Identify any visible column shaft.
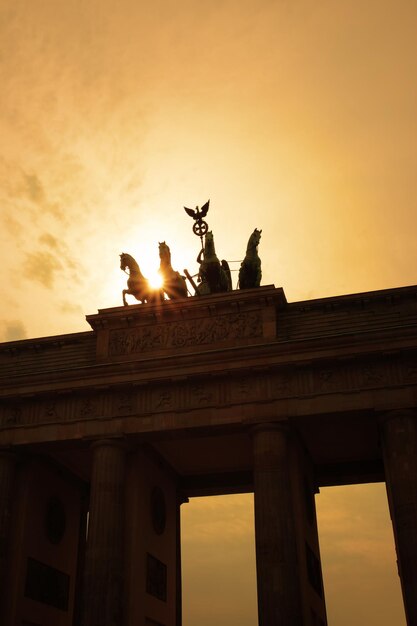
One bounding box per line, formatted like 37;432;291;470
0;451;17;624
253;425;303;626
381;411;417;626
176;493;188;626
83;440;127;626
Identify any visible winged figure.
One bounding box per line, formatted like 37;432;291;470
184;200;210;220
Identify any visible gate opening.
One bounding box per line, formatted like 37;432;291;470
316;483;406;626
181;494;257;626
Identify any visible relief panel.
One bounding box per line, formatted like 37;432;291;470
108;312;262;356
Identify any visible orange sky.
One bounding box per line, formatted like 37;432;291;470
181;487;406;626
0;1;415;624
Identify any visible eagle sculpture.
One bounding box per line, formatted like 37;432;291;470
184;200;210;220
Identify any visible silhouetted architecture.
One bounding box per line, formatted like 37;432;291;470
1;284;416;625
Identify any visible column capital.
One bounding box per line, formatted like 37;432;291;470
0;447;19;462
379;409;417;460
379;408;417;426
177;490;189;506
251;421;293;476
90;437;129;453
250;420;290;438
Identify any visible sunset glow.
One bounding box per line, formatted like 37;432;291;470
1;1;415;624
148;271;164;290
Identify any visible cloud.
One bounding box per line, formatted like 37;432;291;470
0;320;27;341
1;214;23;237
23;231;82;289
39;233;60;250
24;250;63;288
60;300;84;315
19;171;65;221
22;172;45;204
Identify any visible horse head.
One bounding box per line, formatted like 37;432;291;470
205;231;213;244
120;252;129;271
158;241;170;256
120;252;140;275
248;228;262;252
204;231;215;255
158;241;172;267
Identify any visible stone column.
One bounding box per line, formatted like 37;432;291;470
380;410;417;626
176;492;188;626
252;424;303;626
0;450;17;624
83;440;127;626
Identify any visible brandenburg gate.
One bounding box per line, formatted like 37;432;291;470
1;281;417;625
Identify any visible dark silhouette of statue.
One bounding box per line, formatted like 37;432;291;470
197;231;232;294
120;253;163;305
158;242;188;299
184;200;210;240
238;228;262;289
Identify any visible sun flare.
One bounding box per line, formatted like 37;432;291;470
148;271;164;290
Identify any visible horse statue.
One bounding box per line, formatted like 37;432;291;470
120;252;162;306
238;228;262;289
197;231;232;295
158;242;188;299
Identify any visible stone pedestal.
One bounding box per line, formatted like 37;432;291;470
0;450;17;623
83;440;127;626
381;410;417;626
252;424;303;626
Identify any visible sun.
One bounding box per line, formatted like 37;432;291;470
148;270;163;290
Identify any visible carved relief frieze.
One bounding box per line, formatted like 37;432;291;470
153;386;175;412
316;368;336;391
296;367;313;396
43;400;61;422
41;392;107;422
267;369;296;399
3;404;23;426
313;365;348;394
1;352;417;430
357;362;389;388
79;396;100;419
230;375;260;404
402;359;417;384
108;312;262;356
189;381;215;406
113;391;137;416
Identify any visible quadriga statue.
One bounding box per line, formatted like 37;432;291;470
196;231;232;295
238;228;262;289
